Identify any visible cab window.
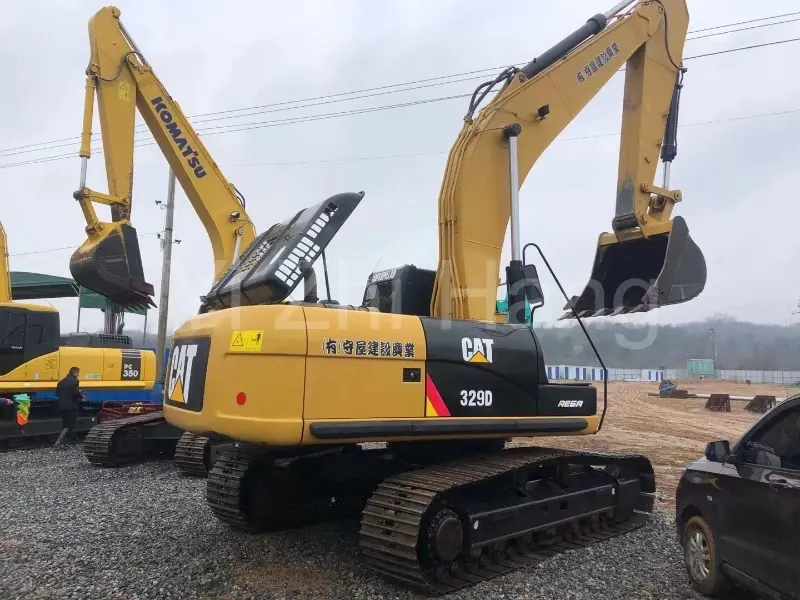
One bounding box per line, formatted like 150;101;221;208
2;312;25;348
741;406;800;470
0;309;26;375
27;311;58;347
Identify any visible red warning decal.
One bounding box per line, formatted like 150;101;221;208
425;373;451;418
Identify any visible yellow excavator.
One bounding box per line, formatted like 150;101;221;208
75;0;707;591
69;5;259;472
0;222;156;447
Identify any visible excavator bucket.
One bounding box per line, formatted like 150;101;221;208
559;217;706;319
69;222;156;311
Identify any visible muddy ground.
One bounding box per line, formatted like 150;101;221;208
511;380;793;510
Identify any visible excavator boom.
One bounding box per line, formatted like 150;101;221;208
430;0;705;322
70;6;257;310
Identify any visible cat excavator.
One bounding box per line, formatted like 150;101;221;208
69;5;259;473
98;0;706;591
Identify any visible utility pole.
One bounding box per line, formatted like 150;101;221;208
155;169;177;382
707;327;717;371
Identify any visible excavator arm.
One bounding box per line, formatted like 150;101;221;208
0;223;11;304
70;6;257;310
430;0;705;322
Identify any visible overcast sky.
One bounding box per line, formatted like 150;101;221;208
1;0;799;337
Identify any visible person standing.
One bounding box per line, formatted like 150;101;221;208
54;367;84;446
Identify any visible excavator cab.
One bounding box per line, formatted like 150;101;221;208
361;265;436;316
561;216;706;319
69;222;155;312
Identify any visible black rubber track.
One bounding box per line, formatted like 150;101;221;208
174;432;212;477
205;445;653;594
359;446;653;594
206;446;377;533
83;412;166;467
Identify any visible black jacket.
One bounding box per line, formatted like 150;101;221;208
56;374;83;411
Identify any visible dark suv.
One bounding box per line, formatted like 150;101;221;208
675;394;800;599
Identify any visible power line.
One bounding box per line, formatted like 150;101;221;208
13;106;798;261
219;108;800;168
1;11;797;158
686;16;800;41
0;36;798;171
8;110;800;257
11;106;798;257
687;10;800;34
10;232;160;257
683;36;800;59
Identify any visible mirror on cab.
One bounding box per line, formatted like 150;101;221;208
705;440;730;463
521;264;544;309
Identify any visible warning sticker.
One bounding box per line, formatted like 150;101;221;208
229;330;264;353
118;81;131;101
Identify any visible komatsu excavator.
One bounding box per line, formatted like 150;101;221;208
68;6;259;473
0;222;156;447
121;0;706;591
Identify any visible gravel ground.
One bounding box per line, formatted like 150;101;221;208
1;443;712;600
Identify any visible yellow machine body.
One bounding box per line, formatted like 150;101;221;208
0;222;156;396
164;304;601;445
0;303;156;395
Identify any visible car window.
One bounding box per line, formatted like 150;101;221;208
742;405;800;470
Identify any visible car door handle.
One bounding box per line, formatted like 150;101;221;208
769;479;794;491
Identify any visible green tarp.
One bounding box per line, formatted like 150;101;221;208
9;271;79;300
10;271;147;315
78;287;148;316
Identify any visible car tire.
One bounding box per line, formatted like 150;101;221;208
681;515;732;596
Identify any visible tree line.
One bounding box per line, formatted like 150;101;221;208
532;315;800;370
118;314;800;371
